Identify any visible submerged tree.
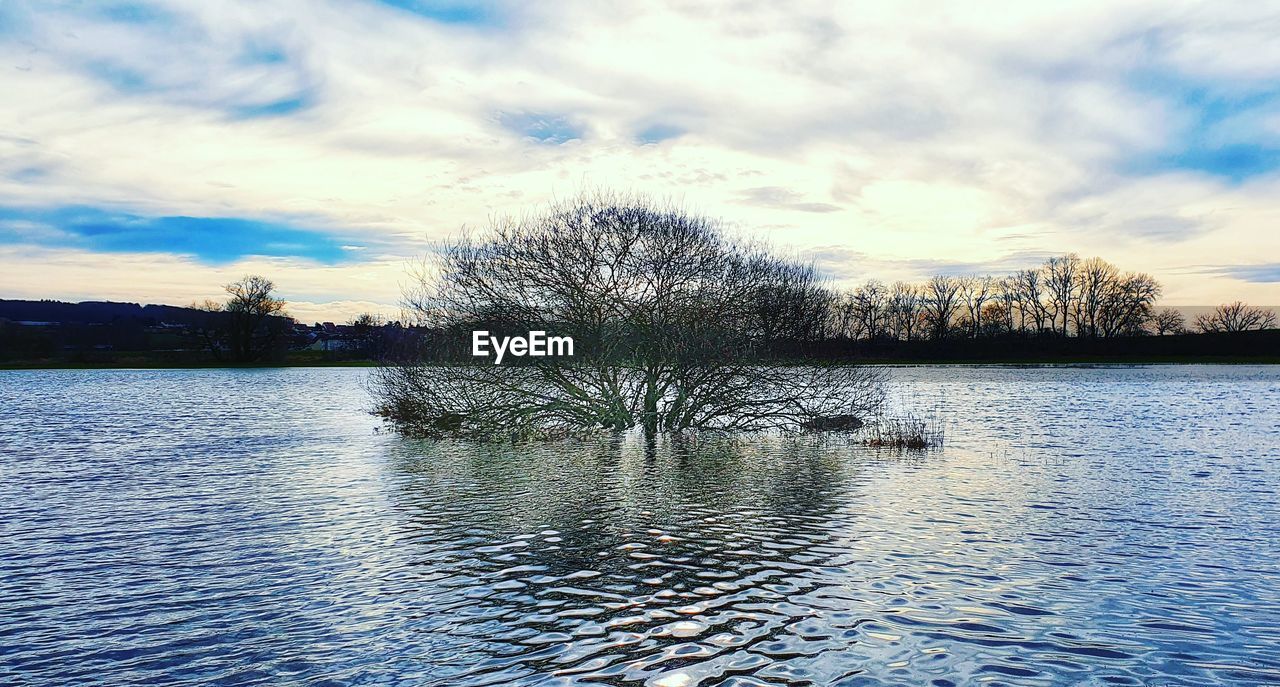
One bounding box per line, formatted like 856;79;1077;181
372;193;882;438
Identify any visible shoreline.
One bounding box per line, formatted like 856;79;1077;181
3;356;1278;370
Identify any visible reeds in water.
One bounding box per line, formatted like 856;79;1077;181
860;414;944;450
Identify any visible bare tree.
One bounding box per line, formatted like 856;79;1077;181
1194;302;1278;333
751;261;836;345
1151;308;1186;335
1072;257;1116;338
1060;256;1161;338
1012;268;1048;334
192;276;289;362
959;275;993;338
831;292;859;340
851;279;889;341
922;275;963;340
348;312;387;359
897;256;1161;340
1098;272;1160;337
979;301;1009;336
223;276;289;362
1044;253;1080;336
888;281;923;341
190;298;228;359
993;276;1020;335
372;193;882;438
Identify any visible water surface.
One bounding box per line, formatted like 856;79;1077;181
2;366;1278;686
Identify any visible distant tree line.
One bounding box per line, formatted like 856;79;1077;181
1191;301;1277;334
828;255;1276;343
0;286;424;365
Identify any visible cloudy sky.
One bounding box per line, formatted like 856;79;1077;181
2;0;1278;322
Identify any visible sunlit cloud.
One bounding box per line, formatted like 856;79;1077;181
1206;263;1280;284
736;186;843;214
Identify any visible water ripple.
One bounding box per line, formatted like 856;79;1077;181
1;366;1279;685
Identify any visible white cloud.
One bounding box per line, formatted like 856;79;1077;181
1;0;1278;316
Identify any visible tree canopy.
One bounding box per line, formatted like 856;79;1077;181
373;193;881;439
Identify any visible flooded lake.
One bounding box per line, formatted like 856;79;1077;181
2;365;1278;686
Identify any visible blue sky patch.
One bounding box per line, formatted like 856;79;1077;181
237;41;291;66
84;57;317;119
230;96;313;120
69;19;317;120
636;124;685;145
498;111;584;144
1127;73;1280;182
1214;264;1280;283
96;2;175;25
374;0;496;25
0;206;362;264
1155;145;1280;182
86;62;153;94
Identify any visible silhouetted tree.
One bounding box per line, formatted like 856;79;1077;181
750;261;837;346
993;276;1020;334
979;301;1009;337
888;281;923;341
1013;267;1050;334
838;254;1161;342
224;276;288;361
850;279;889;340
1072;256;1115;338
193;276;289;362
1098;272;1160;336
1151;308;1186;335
1045;253;1080;336
960;275;993;337
348;312;387;359
1195;302;1277;333
922;275;963;340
